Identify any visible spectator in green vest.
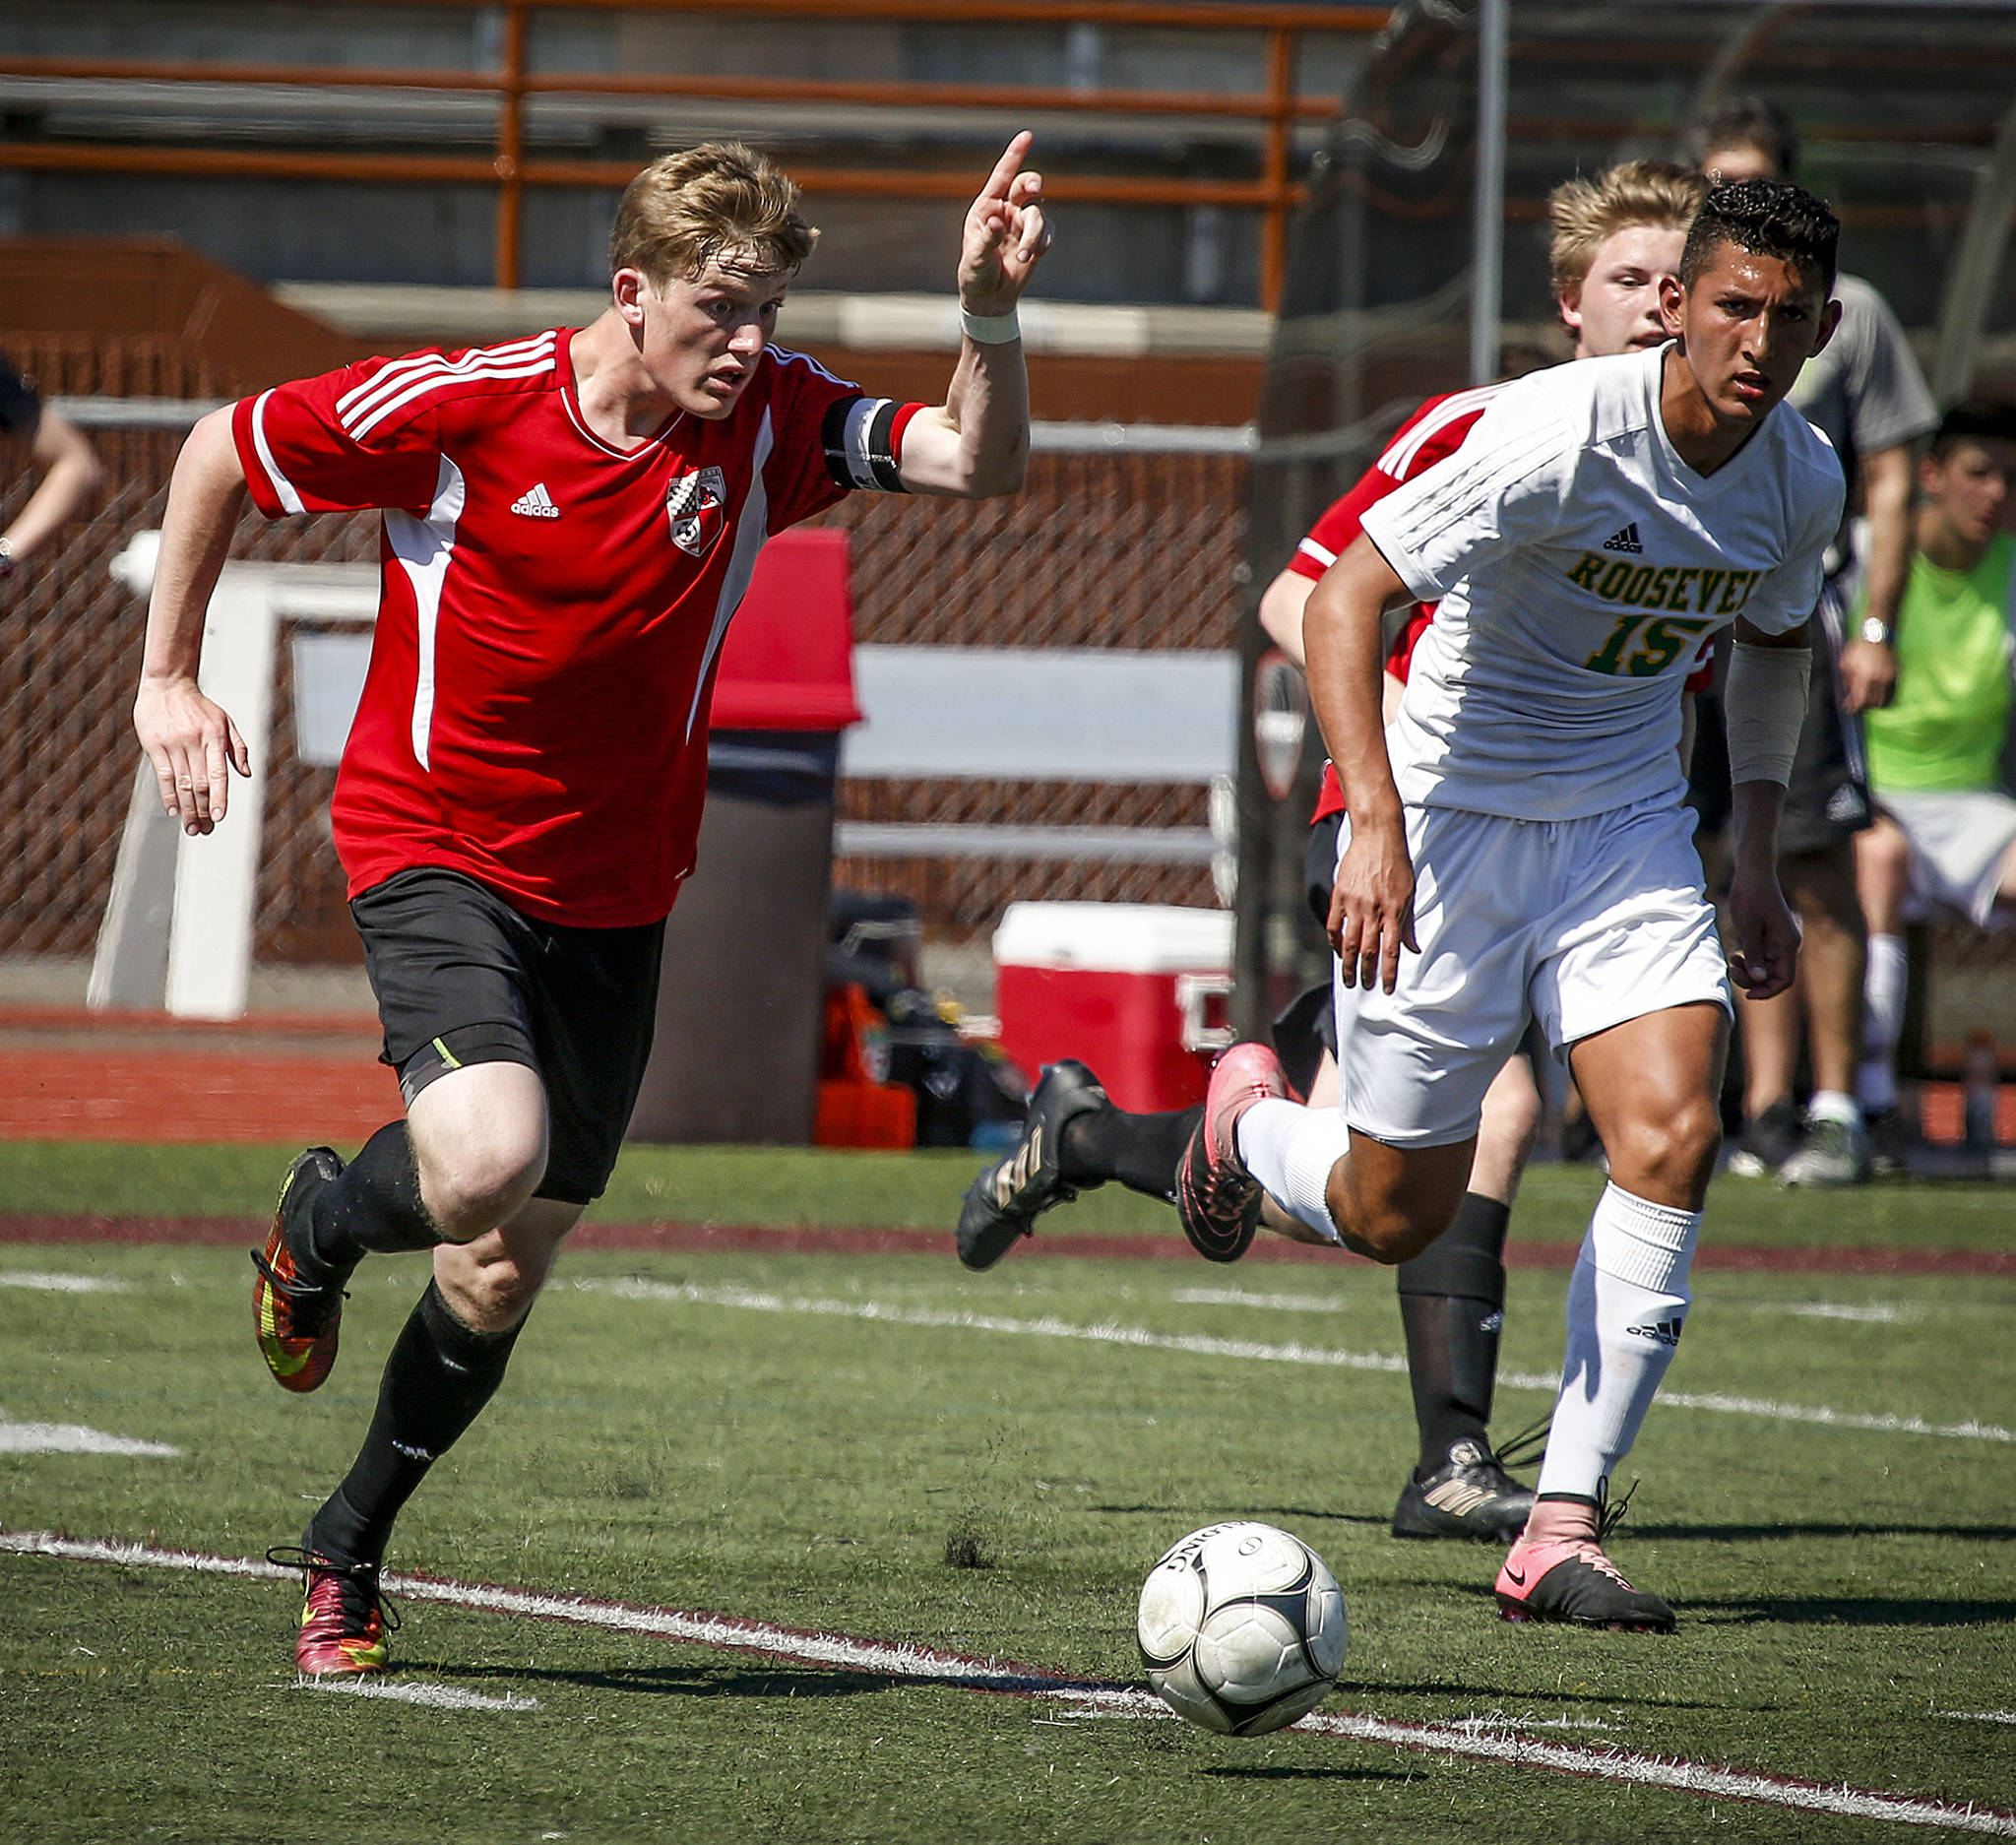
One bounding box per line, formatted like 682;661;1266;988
1855;401;2016;1151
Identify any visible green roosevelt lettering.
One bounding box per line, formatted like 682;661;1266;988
1565;551;1752;614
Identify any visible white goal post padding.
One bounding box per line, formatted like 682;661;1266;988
92;536;377;1020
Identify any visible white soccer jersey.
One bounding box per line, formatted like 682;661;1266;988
1359;343;1844;822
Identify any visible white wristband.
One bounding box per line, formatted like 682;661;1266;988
1724;640;1811;786
960;306;1022;346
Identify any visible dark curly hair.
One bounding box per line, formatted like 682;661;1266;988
1679;96;1799;179
1929;400;2016;461
1680;177;1838;296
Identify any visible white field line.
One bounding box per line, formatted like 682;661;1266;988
1937;1711;2016;1726
1172;1288;1350;1312
296;1677;539;1711
5;1529;2012;1838
1780;1304;1919;1323
577;1281;2013;1445
0;1413;178;1457
0;1271;130;1293
1171;1288;1918;1327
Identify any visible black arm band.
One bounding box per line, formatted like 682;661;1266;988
822;397;910;493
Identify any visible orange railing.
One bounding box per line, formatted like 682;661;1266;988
0;0;1387;311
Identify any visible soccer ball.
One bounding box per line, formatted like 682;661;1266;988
1136;1521;1348;1736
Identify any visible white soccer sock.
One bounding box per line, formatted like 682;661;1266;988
1536;1182;1701;1502
1807;1089;1859;1129
1860;932;1908;1113
1236;1098;1351;1240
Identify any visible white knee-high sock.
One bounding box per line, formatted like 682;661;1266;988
1236;1098;1351;1240
1536;1182;1701;1502
1860;932;1908;1113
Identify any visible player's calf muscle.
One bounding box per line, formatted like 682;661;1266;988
1326;1141;1472;1263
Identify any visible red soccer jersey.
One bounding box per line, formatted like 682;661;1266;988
235;331;917;926
1293;386;1500;822
1292;380;1714;823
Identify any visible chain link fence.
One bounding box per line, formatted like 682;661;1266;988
0;391;1244;970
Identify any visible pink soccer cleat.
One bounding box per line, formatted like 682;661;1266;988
1173;1043;1288;1262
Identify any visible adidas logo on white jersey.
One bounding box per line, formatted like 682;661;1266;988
1602;523;1643;553
510;482;560;519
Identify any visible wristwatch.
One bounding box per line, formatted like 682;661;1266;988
0;536;13;578
1859;615;1893;646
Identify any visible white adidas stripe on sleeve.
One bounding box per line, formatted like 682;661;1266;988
338;334;555;431
248;390;306;515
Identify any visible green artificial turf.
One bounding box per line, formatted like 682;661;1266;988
1;1228;2011;1843
2;1137;2013;1254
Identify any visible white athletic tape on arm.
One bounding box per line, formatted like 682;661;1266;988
1724;640;1811;786
960;307;1022;345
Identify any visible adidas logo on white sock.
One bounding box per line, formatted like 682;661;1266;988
510;482;560;518
1602;523;1643;553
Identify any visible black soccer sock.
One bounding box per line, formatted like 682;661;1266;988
1396;1191;1511;1474
1061;1105;1204;1204
302;1121;441;1279
305;1280;528;1568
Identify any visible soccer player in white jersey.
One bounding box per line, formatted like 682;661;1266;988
957;162;1710;1556
1184;178;1845;1629
132;136;1048;1675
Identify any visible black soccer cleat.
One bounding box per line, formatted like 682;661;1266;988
1727;1097;1801;1179
1863;1106;1911;1178
1392;1437;1537;1545
955;1060;1109;1271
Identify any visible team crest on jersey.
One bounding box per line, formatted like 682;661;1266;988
666;465;728;557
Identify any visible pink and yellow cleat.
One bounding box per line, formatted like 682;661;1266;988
272;1546;398;1676
250;1148;346;1393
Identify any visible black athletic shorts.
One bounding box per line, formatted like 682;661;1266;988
1778;579;1873;856
1300;812;1346;1061
350;867;665;1206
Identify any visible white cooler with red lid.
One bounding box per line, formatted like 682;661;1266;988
992;902;1234;1113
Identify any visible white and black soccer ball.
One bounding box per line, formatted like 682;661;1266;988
1137;1521;1347;1736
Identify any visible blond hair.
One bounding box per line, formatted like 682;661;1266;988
609;142;818;286
1547;160;1706;294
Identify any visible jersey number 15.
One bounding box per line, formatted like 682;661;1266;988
1584;614;1713;677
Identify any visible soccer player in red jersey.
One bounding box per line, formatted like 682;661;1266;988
133;135;1049;1676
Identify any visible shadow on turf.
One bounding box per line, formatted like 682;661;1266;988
1093;1505;1389;1531
1205;1766;1413;1784
1631;1520;2016;1544
425;1660;909;1699
1106;1509;2016;1547
423;1659;1123;1701
1696;1594;2016;1627
1438;1579;2016;1629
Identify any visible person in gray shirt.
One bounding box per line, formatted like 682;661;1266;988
1681;97;1937;1185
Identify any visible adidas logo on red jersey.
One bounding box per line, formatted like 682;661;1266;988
510;482;560;519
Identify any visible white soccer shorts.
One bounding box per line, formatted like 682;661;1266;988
1876;788;2016;925
1329;797;1732;1147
